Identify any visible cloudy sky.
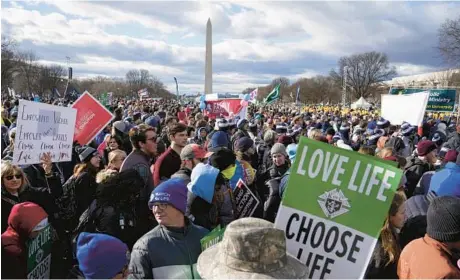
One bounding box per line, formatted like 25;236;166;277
2;1;459;94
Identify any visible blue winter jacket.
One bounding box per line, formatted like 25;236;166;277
429;162;460;197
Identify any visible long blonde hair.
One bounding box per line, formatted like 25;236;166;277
1;161;28;193
380;191;406;266
377;147;395;159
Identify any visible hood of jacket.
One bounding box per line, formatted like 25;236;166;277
171;168;192;185
229;160;244;191
95;169;144;207
3;202;48;247
187;163;219;204
404;156;431;170
195;127;207;139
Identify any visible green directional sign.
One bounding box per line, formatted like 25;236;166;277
389;88;456;112
99;92;108;106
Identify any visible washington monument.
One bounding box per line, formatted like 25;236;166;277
205;18;212;94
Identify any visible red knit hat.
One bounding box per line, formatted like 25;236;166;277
417;140;437;156
444;150;459;163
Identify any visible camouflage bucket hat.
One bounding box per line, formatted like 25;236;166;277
197;218;309;279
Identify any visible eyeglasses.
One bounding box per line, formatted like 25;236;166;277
152;203;169;210
146;136;157;142
4;174;22;180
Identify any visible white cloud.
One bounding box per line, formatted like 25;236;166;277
3;1;460;94
38;55;186;77
181;32;196;39
48;1;184;34
392;63;440;76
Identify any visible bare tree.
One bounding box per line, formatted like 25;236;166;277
438;16;460;67
330;51;397;99
1;36;20;92
139;69;151;87
242;87;256;94
17;50;40;95
38;65;67;96
125;69;141;89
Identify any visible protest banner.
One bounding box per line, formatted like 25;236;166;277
389;88;456;112
200;225;226;251
234;179;260;219
381;91;429;126
72;91;114;145
205;99;247;120
12;100;77;165
274;137;402;279
27;224;53;279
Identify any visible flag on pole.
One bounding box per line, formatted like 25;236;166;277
174;77;179;100
53;88;61;98
263;84;281;105
249;88;258;104
296;85;300;104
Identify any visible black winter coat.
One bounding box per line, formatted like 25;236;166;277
403;156;434;198
399;192;437;248
186;193;216;230
365;237;399;279
66;171;98;219
74;169;148;249
257;162;290;222
23;164;65;189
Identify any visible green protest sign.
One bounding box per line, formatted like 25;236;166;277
274;137;402;279
27;224;53;279
99;92;108;106
389;88;456;112
200;225;226;251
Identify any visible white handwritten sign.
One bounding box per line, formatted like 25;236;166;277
12;100;77;165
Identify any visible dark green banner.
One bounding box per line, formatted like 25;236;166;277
389;88;456;112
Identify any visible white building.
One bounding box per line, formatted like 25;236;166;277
383;69;460;88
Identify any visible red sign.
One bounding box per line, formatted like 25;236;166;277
72;91;114;145
205;99;244;119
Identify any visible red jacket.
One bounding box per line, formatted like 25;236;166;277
2;202;48;279
398;234;460;279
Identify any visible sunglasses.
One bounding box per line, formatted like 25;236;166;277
5;174;23;180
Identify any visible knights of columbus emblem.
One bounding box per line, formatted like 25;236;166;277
318;189;351;219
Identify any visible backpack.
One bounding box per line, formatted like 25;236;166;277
55;176;78;226
71;200;99;261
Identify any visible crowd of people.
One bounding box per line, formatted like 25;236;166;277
1;95;460;279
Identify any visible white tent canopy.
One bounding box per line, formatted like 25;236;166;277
351;97;372;109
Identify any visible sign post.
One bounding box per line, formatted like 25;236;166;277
274;137;402;279
12;100;77;165
27;225;53;279
72;91;114;145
